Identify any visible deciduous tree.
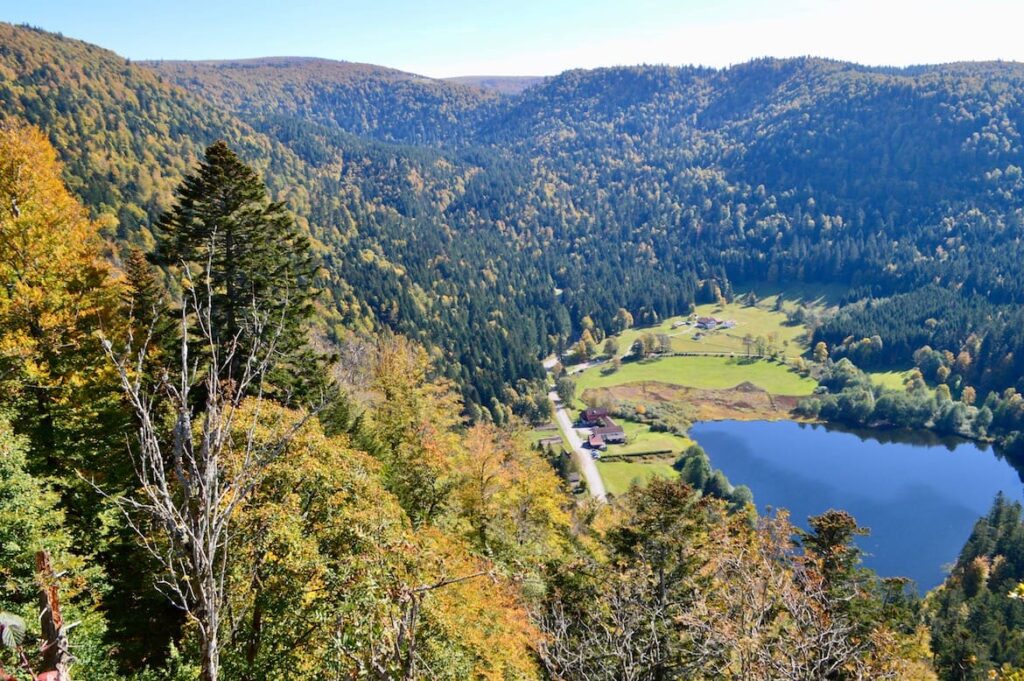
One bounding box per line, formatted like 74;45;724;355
0;120;122;477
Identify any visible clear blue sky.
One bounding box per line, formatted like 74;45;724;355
3;0;1023;77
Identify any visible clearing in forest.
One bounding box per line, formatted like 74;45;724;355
575;355;817;397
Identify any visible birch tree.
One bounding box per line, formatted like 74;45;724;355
102;265;317;681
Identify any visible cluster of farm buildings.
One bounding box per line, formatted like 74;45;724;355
672;315;737;331
579;408;626;450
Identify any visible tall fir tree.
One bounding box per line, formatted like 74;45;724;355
152;141;328;403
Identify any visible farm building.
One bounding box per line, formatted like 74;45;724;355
593;416;626;444
695;316;737;330
695;316;720;330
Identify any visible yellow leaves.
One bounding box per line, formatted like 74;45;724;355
406;167;425;192
218;399;545;679
0;120;124;471
449;423;572;569
415;527;540;680
885;625;940;681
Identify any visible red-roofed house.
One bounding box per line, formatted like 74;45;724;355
593;416;626;444
580;408;610;426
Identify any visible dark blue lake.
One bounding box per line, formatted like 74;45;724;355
689;420;1024;591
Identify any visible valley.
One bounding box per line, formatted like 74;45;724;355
547;293;819;495
546;292;1024;591
2;17;1024;679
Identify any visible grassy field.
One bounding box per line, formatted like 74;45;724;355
613;420;694;455
575;355;817;396
867;368;938;397
867;369;913;391
614;293;819;361
565;291;826;496
527;425;568;448
597;459;679;496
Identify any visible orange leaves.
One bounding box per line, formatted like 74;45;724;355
0;121;120;381
413;526;540;680
219;399;547;679
0;120;124;474
216;339;575;678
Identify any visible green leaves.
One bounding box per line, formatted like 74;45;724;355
929;496;1024;677
0;612;26;650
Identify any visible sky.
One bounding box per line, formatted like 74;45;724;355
2;0;1023;78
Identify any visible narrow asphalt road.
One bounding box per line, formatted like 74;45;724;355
548;389;607;502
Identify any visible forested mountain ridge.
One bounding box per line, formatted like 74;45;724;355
0;24;559;415
8;21;1024;419
0;23;371;329
156;52;1024;403
145;56;495;145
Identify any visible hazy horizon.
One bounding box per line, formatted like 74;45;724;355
3;0;1023;78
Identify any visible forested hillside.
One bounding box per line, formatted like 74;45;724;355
0;25;558;417
0;119;943;680
145;57;494;144
7;23;1024;421
929;494;1024;677
158;53;1024;419
5;20;1024;680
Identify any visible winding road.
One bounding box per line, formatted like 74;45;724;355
547;388;607;502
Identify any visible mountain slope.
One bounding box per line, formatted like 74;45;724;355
7;22;1024;418
160;53;1024;401
445;75;546;95
147;56;493;145
0;24;556;414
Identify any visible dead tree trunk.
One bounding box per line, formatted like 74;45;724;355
35;551;72;681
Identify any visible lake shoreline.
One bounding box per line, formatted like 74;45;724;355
688;419;1024;590
692;408;1006;460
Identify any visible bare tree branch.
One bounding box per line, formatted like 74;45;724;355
91;253;322;681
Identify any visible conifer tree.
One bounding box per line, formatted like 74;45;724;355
124;247;169;333
122;246;177;374
153;141;327;403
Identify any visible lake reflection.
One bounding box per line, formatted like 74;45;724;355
689;420;1024;591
